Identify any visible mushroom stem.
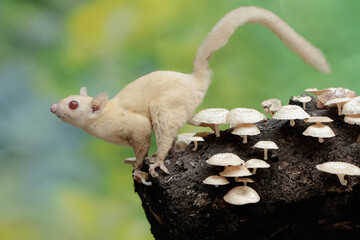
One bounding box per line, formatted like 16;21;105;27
337;174;347;186
318;137;324;143
264;149;268;160
357;135;360;143
302;102;306;110
214;125;220;137
243;135;248;144
336;103;342;115
290;119;295;127
251;168;257;174
192;141;198;151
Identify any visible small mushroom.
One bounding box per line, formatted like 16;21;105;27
223;186;260;205
261;98;282;116
316;161;360;186
303;123;335;143
124;157;136;169
227;108;266;143
231;123;260;144
244;159;270;174
203;175;229;187
206;153;245;166
220;165;253;177
325;97;351;115
253;141;279;160
191;108;229;137
273;105;310;126
305;88;329;99
293;96;312;110
234;177;254;186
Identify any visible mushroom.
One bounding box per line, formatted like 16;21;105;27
203;175;229;187
190;108;229;137
273;105;310;126
234;177;254;186
293;96;312;110
223;186;260;205
206;153;245;166
244;159;270;174
303;123;335;143
253;141;279;160
305;88;329;99
175;133;196;152
227;108;266;143
220;165;253;177
261;98;282;116
324;97;351;115
316;161;360;186
124;157;136;169
231;123;260;144
344;114;360;125
191;132;212;151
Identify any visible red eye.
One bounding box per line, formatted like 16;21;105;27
69;100;79;110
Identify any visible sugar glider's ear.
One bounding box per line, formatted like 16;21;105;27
91;92;109;113
80;87;88;96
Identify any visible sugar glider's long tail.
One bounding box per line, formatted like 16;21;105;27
193;6;331;85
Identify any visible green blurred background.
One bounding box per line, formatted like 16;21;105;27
1;0;359;239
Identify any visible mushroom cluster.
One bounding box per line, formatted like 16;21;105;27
203;153;270;205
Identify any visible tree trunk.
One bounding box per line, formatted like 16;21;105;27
134;96;360;240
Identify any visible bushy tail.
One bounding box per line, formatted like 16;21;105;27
193;6;331;81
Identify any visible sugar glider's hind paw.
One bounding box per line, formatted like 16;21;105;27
133;169;152;186
149;161;169;177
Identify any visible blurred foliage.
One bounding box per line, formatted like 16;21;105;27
1;0;359;239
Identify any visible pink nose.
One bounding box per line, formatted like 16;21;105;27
50;104;58;113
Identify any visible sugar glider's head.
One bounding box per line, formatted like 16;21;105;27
50;87;109;129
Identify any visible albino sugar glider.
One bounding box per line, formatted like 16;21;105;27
51;6;330;185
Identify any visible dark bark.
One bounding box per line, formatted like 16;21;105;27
134;95;360;240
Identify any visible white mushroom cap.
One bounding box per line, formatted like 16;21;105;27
231;123;260;144
303;124;335;143
273;105;310;126
305;88;329;97
203;175;229;186
192;108;229;124
304;116;333;124
192;108;229;137
343;96;360;115
177;133;196;145
293;96;312;110
245;159;270;174
253;141;279;150
220;166;252;177
344;114;360;125
223;186;260;205
232;124;260;136
316;161;360;185
227;108;266;125
206;153;244;166
261;98;282;115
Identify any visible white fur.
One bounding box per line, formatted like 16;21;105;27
51;6;330;184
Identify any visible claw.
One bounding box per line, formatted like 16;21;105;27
133;169;152;186
149;161;169;177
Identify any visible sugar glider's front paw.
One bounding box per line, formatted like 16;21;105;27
133;169;152;186
149;161;169;177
